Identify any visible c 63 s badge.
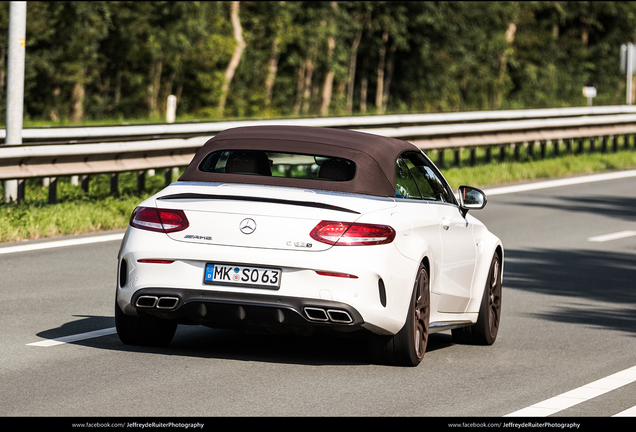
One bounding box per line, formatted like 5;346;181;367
287;241;313;248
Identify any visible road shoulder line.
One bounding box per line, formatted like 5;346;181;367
0;233;124;255
484;169;636;196
27;327;117;347
505;365;636;417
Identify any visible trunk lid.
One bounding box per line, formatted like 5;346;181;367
154;182;396;251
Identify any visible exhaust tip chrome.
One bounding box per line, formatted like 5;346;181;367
136;296;159;308
156;297;179;309
327;309;353;324
304;307;353;324
136;295;179;310
304;307;329;321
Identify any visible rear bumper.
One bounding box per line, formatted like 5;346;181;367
117;226;419;335
129;287;365;332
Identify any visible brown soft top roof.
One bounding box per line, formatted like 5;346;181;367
179;125;420;197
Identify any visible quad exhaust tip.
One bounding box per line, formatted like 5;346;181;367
136;295;179;310
304;307;353;324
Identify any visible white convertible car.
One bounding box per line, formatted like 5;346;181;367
116;125;503;366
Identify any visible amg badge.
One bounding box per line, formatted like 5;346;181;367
184;234;213;241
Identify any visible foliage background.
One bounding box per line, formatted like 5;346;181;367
1;1;636;126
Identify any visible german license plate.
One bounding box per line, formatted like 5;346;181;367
204;263;281;289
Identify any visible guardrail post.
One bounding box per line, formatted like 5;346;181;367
554;139;560;157
577;138;584;154
454;148;460;167
469;147;476;166
110;173;119;196
437;149;445;169
81;175;90;193
137;170;146;195
17;179;25;202
164;168;172;187
566;138;573;154
485;146;492;164
499;145;506;162
48;177;58;204
540;140;546;159
528;141;535;159
513;143;520;161
612;135;618;152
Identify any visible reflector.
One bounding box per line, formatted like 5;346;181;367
137;259;175;264
315;271;358;279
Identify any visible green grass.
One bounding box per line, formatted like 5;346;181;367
2;148;636;243
442;150;636;189
0;195;139;242
0;171;170;243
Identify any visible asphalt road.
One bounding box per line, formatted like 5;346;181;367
1;171;635;421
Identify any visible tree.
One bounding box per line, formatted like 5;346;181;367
340;2;371;114
3;1;636;124
217;1;245;117
23;1;110;122
367;1;410;114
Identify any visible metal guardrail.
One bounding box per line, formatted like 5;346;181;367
1;106;636;203
3;105;636;143
0;137;205;180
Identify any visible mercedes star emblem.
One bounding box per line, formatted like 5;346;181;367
239;218;257;235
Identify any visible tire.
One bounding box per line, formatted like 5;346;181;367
452;253;502;345
369;264;430;366
115;301;177;347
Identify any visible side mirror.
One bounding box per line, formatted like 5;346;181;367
458;185;487;216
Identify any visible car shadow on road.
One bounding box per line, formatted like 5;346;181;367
34;315;454;366
504;247;636;336
34;314;115;341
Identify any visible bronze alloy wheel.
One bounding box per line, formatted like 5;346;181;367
486;256;502;342
370;264;430;366
411;265;430;361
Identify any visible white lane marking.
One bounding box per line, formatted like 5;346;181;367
0;233;124;255
27;327;117;347
483;169;636;196
505;365;636;417
588;230;636;242
614;404;636;417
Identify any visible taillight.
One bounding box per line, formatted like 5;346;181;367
129;207;189;233
310;221;396;246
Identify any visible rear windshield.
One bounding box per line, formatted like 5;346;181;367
198;150;356;182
